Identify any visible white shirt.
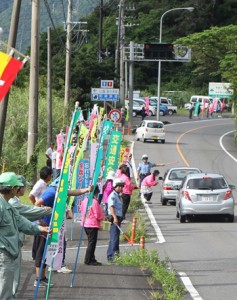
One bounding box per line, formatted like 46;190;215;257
29;179;47;201
51;150;57;169
46;147;53;159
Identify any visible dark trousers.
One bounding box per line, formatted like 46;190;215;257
144;192;153;201
84;227;98;264
121;193;131;219
107;220;121;261
33;236;46;269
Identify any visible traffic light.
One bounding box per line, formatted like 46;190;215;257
144;43;174;60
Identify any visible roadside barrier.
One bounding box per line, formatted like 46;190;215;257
139;236;145;250
130;217;137;245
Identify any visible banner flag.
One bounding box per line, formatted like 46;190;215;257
88;120;113;207
90;142;99;177
49;109;81;243
68;124;89;209
0;51;25;102
104;130;122;179
73;159;90;213
91;117;98;143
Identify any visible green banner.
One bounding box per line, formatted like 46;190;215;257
50;109;81;243
87;119;114;207
104;131;122;178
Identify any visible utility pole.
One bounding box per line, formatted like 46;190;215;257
115;1;122;88
47;27;52;145
0;0;22;160
27;0;40;181
98;0;103;63
64;0;72;109
119;0;125;103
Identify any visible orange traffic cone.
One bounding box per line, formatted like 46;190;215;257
130;217;137;245
140;236;145;250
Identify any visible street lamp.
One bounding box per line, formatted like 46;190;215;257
156;7;194;120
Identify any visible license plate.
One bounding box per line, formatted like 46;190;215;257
202;196;213;201
152;136;158;139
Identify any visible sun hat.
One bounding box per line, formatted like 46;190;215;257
113;178;125;188
106;171;116;180
17;175;31;187
50;177;60;187
142;154;148;159
0;172;24;187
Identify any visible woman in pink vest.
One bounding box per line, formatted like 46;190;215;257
141;170;160;204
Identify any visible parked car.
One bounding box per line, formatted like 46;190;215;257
135;120;165;143
150;97;177;115
161;167;202;205
184;95;212;110
133;98;156;116
149;99;168;116
132;103;142;117
176;173;235;223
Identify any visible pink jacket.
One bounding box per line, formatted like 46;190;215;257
119;173;135;195
103;180;113;204
141;174;158;187
80;197;104;228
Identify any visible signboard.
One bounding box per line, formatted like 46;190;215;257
101;80;114;88
209;82;233;99
108;109;122;122
91;87;119;101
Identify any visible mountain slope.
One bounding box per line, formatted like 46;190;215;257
0;0;99;53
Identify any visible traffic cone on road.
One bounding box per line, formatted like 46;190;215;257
139;236;145;250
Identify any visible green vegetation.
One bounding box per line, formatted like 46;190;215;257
115;250;185;300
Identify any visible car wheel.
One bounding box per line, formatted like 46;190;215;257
180;215;186;223
154;140;158;143
133;111;137;117
227;215;234;222
168;110;173;116
135;134;139;141
162;140;165;144
160;111;164;116
161;198;167;206
142;136;146;143
176;210;179;218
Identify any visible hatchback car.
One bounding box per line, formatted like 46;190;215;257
176;173;235;223
161;167;202;205
135;120;165;143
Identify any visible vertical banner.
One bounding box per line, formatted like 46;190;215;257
90;142;99;176
88;120;114;207
104;131;122;179
73;159;90;213
48;109;81;244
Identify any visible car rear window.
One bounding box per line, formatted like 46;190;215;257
147;122;163;129
186;177;228;190
168;169;200;181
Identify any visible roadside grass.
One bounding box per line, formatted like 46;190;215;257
115;249;185;300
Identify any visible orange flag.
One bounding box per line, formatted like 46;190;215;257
0;51;24;102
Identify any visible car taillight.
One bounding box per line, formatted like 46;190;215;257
163;184;174;190
224;190;232;200
182;190;191;201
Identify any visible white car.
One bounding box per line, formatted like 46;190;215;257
135;120;165;143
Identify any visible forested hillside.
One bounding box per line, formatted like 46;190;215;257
0;0;100;52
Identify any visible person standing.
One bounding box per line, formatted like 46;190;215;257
33;178;93;285
126;153;133;178
28;166;52;205
107;179;125;263
189;103;194;119
137;154;164;188
9;175;52;299
80;185;104;266
45;143;55;168
0;172;50;300
141;105;146;121
117;165;135;222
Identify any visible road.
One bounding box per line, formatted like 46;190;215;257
132;117;237;300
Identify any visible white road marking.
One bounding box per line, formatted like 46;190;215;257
219;130;237;162
179;272;203;300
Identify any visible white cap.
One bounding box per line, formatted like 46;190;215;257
106;171;116;180
142;154;148;159
113;178;125;188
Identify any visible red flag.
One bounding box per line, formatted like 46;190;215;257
0;51;24;102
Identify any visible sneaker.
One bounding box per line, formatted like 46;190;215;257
34;279;45;288
40;277;55;287
57;266;72;273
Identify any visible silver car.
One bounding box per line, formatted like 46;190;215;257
176;173;235;223
161;167;201;205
